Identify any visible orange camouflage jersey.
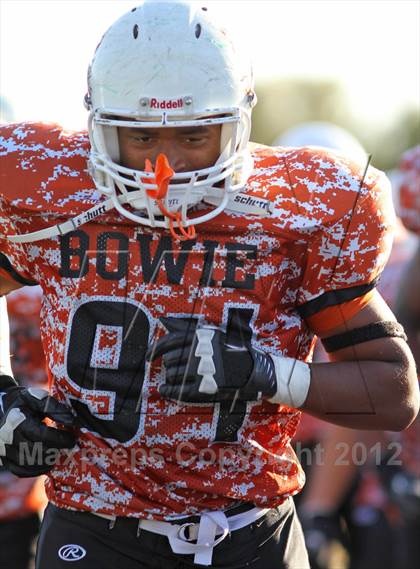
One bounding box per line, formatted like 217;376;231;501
398;145;420;235
0;122;395;519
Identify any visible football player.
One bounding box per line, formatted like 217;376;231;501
0;3;418;568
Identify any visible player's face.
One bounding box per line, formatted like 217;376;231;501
118;125;222;173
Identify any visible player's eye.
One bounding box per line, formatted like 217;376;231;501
184;135;206;144
133;135;154;143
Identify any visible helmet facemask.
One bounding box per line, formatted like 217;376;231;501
87;106;254;231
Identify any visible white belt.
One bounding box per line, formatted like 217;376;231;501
139;506;269;566
93;504;270;565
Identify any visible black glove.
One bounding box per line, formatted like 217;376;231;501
146;317;277;403
0;374;76;477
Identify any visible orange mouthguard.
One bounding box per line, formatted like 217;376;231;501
142;154;196;241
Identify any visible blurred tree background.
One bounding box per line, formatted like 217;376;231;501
251;78;420;171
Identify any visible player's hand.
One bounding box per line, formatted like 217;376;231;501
146;317;277;403
0;375;76;477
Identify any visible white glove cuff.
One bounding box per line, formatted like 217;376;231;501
268;355;311;408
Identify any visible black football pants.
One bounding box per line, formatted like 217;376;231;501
35;498;309;569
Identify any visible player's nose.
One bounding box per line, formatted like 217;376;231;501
154;142;188;173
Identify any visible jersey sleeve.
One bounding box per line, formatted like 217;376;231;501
296;170;396;335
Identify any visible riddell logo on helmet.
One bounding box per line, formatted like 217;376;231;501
150;98;184;109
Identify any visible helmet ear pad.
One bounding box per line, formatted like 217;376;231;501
98;125;120;163
217;106;251;159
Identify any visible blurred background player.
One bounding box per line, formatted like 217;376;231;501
387;145;420;569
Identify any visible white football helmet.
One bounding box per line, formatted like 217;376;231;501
85;1;257;233
273;122;366;162
0;95;15;124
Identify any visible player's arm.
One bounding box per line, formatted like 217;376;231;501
303;290;419;431
293;160;419;430
0;285;76;478
147;292;418;431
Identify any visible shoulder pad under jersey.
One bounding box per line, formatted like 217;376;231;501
248;142;386;233
0;121;99;216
